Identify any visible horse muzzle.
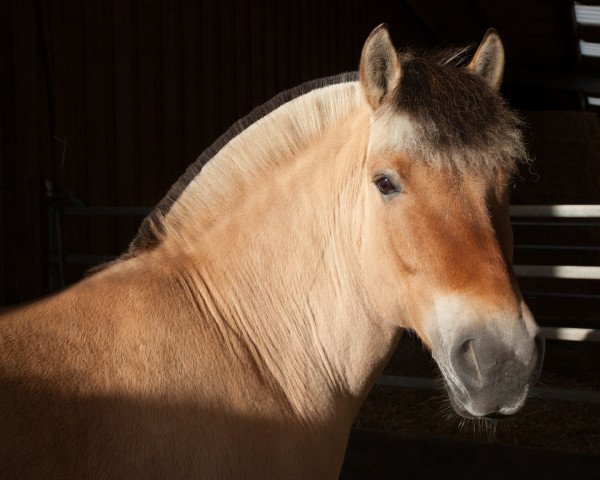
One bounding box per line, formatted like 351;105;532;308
434;329;545;419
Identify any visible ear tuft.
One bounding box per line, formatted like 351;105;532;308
359;24;401;110
468;28;505;91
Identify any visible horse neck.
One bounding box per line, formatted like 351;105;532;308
157;107;399;426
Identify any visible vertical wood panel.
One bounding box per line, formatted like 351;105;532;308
182;1;201;166
138;0;160;206
234;0;250;116
0;0;15;304
152;2;164;204
103;0;118;256
288;1;301;85
1;0;438;303
130;0;142;209
9;0;47;302
219;1;235;132
162;1;184;188
200;0;217;149
113;0;137;251
263;1;276;98
65;0;90;283
49;0;74;285
84;1;110;256
275;1;290;90
250;0;264;107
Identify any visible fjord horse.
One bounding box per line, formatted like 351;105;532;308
0;26;543;479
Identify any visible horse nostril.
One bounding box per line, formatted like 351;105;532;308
443;330;542;418
450;338;484;388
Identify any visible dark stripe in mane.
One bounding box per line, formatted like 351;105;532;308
128;71;358;254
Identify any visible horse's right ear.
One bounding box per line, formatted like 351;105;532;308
359;24;401;110
468;29;504;91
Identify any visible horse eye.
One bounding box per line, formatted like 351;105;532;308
375;176;397;195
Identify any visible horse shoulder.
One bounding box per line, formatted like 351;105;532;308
0;264;339;478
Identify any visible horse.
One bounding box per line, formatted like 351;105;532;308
0;25;543;479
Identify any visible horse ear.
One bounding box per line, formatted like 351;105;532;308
359;24;401;109
468;28;504;91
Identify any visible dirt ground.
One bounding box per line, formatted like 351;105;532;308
354;335;600;455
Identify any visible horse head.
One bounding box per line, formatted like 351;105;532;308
358;26;544;419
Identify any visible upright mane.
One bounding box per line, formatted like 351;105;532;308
128;72;359;255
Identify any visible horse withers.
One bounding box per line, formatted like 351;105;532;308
0;26;543;478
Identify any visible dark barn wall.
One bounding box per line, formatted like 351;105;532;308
0;0;434;305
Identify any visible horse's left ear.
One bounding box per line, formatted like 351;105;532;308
468;28;504;91
359;24;401;109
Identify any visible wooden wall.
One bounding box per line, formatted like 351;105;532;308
0;0;434;305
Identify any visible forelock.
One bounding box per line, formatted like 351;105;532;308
370;48;526;176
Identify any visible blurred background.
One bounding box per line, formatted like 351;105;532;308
0;0;599;477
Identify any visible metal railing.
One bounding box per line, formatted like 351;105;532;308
510;205;600;343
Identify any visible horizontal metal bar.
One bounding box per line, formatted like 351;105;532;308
377;375;437;390
62;207;151;216
515;244;600;252
512;221;600;227
505;68;600;96
514;265;600;280
524;291;600;301
509;205;600;218
376;375;600;404
534;387;600;404
540;327;600;342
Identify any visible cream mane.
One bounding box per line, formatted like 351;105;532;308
129;73;362;254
